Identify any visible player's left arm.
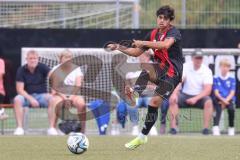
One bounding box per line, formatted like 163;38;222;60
134;38;175;50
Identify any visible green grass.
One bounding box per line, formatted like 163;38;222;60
1;136;240;160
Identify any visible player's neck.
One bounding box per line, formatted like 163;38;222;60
159;25;171;33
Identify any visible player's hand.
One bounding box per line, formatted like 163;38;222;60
186;97;198;105
29;98;40;108
133;39;144;48
106;43;118;51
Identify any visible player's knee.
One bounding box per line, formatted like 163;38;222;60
149;98;161;107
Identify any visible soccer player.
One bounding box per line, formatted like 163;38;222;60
107;5;183;149
212;59;236;136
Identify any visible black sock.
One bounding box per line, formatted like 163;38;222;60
228;109;235;127
141;105;158;135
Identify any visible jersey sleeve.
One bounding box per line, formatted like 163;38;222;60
16;67;24;82
166;27;181;42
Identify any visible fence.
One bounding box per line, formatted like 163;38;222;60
0;0;240;29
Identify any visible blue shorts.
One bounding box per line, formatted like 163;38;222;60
136;96;150;108
15;93;51;108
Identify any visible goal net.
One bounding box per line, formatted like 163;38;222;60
0;0;135;29
3;48;240;134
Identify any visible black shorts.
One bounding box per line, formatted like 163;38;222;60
178;92;211;108
152;64;182;99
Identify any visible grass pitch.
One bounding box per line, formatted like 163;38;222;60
1;136;240;160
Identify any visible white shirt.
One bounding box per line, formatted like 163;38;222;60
182;62;213;96
51;64;83;86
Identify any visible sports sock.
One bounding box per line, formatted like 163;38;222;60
141;105;158;135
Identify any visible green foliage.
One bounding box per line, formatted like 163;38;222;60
139;0;240;28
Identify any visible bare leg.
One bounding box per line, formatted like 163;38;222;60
48;96;62;128
13;97;24;128
169;100;179;129
203;99;213;129
72;96;86;133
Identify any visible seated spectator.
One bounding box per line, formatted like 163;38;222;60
13;50;51;135
159;99;169;134
48;49;86;135
212;59;236;136
159;89;180;135
0;57;8;120
169;51;213;135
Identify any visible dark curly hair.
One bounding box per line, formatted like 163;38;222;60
156;5;175;21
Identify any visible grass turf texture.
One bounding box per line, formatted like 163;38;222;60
0;136;240;160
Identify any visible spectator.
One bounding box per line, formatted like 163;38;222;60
0;57;8;120
212;59;236;136
169;51;213;135
159;89;180;135
13;50;51;135
48;49;86;135
159;99;169;134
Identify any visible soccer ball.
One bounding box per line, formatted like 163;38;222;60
67;132;89;154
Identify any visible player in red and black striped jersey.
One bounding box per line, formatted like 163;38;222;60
107;5;183;149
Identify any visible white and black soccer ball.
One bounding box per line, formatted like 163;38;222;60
67;132;89;154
